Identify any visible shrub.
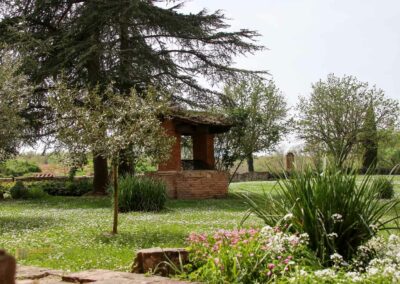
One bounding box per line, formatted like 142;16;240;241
238;165;400;265
10;181;28;199
183;226;316;283
114;175;166;212
0;159;41;177
35;179;92;196
372;177;394;199
26;186;48;199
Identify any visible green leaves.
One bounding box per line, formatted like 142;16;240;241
297;74;399;168
49;83;174;165
238;166;400;265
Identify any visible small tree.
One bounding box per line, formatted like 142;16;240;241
297;74;399;168
0;51;31;162
50;83;173;234
215;77;289;173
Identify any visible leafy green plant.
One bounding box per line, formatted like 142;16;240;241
10;181;28;199
0;159;41;177
23;179;93;197
372;177;394;199
238;166;400;265
26;186;48;199
113;175;167;212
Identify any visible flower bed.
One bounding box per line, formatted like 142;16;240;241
182;226;316;283
177;226;400;283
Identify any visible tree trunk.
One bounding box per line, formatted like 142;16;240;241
247;153;255;172
112;162;119;234
93;155;108;194
118;157;135;176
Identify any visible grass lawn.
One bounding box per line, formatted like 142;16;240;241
0;178;399;272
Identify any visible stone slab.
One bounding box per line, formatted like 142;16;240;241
16;266;190;284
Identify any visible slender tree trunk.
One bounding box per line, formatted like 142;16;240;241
93;155;108;194
247;153;255;172
112;162;119;234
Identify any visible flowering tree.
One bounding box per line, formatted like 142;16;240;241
49;83;173;234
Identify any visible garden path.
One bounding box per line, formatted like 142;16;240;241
16;265;189;284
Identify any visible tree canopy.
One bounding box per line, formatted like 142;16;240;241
297;74;399;167
0;51;32;162
0;0;264;105
215;77;289;172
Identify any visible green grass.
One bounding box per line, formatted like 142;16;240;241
0;178;398;272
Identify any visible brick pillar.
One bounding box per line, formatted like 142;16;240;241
286;152;295;171
193;129;215;170
158;120;182;171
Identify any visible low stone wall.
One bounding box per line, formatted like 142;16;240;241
147;170;228;200
0;176;92;183
230;171;271;182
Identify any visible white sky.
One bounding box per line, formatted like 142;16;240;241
182;0;400;107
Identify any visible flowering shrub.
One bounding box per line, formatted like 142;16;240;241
184;226;316;283
290;234;400;283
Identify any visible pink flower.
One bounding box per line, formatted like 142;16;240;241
284;259;289;264
268;263;275;270
214;258;220;265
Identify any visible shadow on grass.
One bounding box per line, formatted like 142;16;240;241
3;196;112;210
0;215;58;231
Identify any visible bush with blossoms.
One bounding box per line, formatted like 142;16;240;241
183;225;316;283
280;234;400;283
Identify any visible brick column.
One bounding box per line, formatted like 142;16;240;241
193;129;215;170
158;120;182;171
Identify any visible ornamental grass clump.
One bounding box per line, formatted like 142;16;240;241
184;226;316;283
115;175;167;212
238;165;400;265
372;176;395;199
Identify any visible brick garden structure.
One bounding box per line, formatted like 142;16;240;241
148;109;232;199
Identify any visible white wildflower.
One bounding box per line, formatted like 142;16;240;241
367;267;379;276
314;268;336;278
260;225;274;236
331;213;343;223
327;232;338;239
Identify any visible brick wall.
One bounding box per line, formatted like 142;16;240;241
147;170;228;200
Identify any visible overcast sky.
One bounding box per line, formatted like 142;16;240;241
182;0;400;107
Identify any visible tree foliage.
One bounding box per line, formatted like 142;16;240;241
297;74;399;167
0;51;32;161
49;84;173;165
215;77;289;172
0;0;264;105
